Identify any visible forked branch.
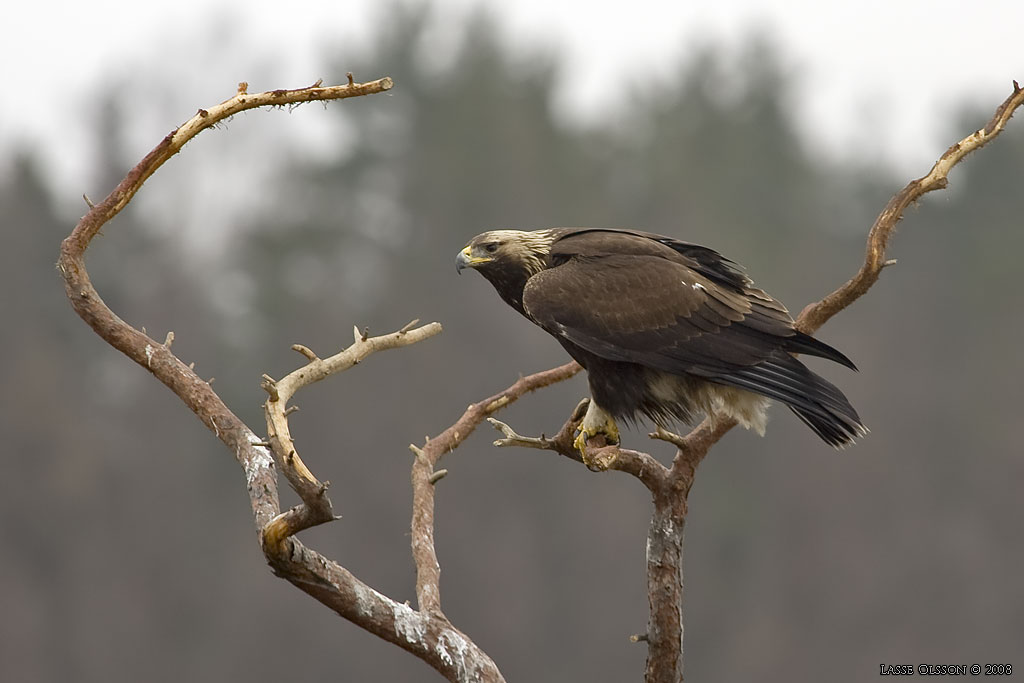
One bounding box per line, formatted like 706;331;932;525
410;361;581;615
57;78;505;683
260;320;443;550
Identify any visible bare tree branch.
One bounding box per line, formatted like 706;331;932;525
664;79;1024;475
261;321;443;544
410;361;581;615
797;80;1024;335
489;411;667;489
57;78;505;683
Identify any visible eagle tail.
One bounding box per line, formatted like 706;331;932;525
783;331;858;371
786;404;865;449
711;354;866;448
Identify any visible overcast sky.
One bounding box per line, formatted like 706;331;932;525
4;0;1022;195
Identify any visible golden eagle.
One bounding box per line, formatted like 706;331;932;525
456;228;866;452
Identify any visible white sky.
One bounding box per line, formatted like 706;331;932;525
3;0;1022;198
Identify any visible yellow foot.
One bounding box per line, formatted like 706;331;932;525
573;399;620;470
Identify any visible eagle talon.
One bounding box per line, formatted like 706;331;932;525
572;428;589;460
574;430;620;471
572;402;621;470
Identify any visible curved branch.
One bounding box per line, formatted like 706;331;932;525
61;77;393;258
56;77;394;502
57;78;506;683
797;80;1024;334
410;361;581;615
261;320;443;548
664;79;1024;470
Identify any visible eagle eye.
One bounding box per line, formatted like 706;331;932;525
484;242;500;254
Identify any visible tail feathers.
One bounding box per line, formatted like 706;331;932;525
787;404;867;449
711;354;867;448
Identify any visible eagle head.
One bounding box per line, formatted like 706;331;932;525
456;229;556;314
455;229;554;277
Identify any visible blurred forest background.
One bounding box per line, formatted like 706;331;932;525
3;5;1022;682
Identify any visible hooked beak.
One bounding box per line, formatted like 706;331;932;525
455;245;491;274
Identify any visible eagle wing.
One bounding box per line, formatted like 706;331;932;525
522;251;793;375
522;235;859;430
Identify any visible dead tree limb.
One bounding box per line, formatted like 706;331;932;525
261;321;443;545
57;78;505;683
410;361;581;616
488;80;1024;683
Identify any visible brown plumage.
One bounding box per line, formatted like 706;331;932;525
456;228;866;448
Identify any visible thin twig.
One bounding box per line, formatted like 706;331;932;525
487;417;552;450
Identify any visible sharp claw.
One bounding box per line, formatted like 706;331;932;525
572;428;589;458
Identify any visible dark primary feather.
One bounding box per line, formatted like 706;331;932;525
464;227;866;447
